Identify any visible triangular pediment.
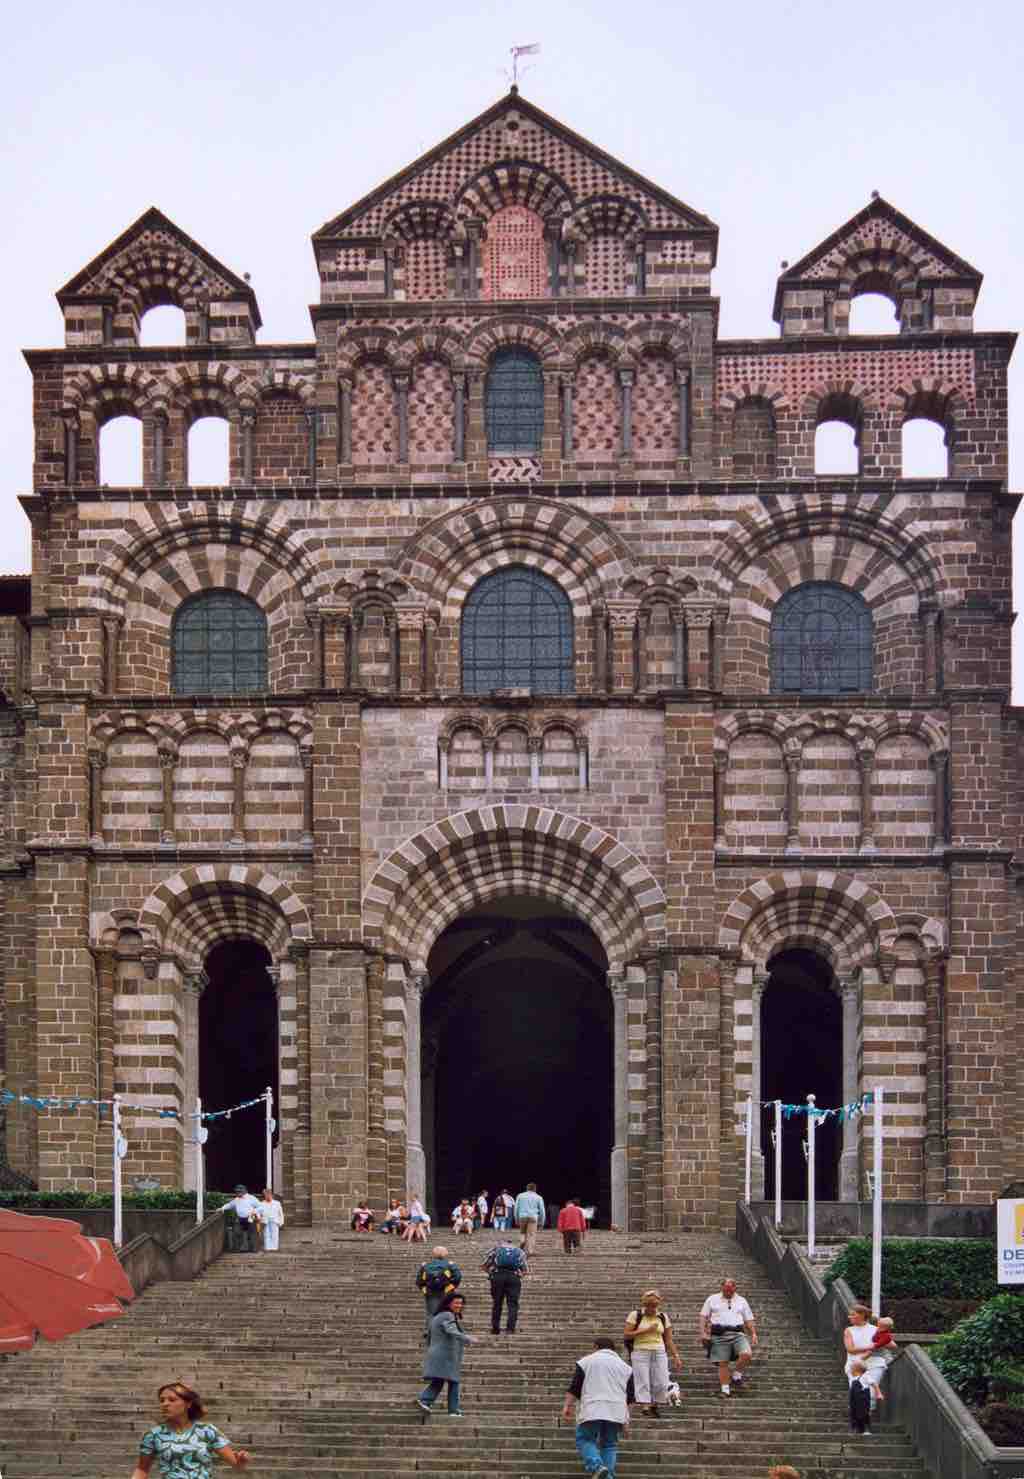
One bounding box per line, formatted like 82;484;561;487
58;207;261;323
779;195;982;289
313;90;717;246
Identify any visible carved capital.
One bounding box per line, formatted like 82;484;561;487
183;968;208;998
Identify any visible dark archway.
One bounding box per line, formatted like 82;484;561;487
762;948;842;1201
199;940;278;1194
423;896;612;1225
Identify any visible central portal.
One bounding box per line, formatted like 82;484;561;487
423;896;612;1225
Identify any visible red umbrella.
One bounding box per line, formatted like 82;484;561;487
0;1208;135;1352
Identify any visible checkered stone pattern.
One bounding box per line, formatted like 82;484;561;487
584;234;626;296
632;354;678;458
409;357;454;464
482;205;548;300
402;239;448;301
717;347;976;410
487;456;541;482
574;355;620;459
351;361;396;466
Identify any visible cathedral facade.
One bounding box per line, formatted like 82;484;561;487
1;90;1020;1228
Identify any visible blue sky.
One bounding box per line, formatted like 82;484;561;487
2;0;1021;687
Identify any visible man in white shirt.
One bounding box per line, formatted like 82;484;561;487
699;1277;758;1397
222;1183;260;1252
561;1338;635;1478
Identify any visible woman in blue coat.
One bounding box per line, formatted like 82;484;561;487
416;1292;475;1416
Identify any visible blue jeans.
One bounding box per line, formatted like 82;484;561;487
419;1378;460;1414
493;1215;509;1229
575;1419;621;1475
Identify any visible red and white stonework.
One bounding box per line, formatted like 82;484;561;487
1;89;1020;1230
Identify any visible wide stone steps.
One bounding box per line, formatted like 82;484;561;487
0;1229;930;1479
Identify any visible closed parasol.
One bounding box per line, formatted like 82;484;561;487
0;1208;135;1351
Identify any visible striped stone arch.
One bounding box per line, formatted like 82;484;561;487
567;194;648;242
337;326;400;377
394;495;637;612
464;316;562;371
801;379;878;423
363;805;665;972
257;369;316;405
719;384;791;415
714;709;790;763
84;503;321;616
709;497;946;606
562;321;627;370
383;199;458;244
892;911;946;956
394;325;465;375
622;321;693;365
138;864;311;969
91;238;236;309
860;710;948;755
455;159;574;225
719;870;898;972
838;246;919;300
63;363;165;422
164;361;261;416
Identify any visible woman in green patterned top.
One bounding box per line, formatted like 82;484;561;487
130;1382;251;1478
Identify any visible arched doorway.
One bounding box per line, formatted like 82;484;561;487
422;896;613;1225
199;940;279;1193
762;948;842;1201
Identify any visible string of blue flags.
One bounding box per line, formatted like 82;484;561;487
1;1088;268;1122
760;1092;874;1124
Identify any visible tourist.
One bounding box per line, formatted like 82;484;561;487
557;1197;588;1254
481;1238;528;1333
130;1381;251;1476
416;1245;462;1336
842;1304;886;1434
451;1199;475;1236
402;1194;429;1242
560;1337;635;1478
475;1188;489;1230
254;1187;284;1251
847;1360;875;1434
491;1189;514;1230
350;1198;375;1232
699;1276;757;1397
380;1198;408;1235
624;1290;681;1416
514;1181;546;1254
221;1184;259;1252
416;1291;475;1417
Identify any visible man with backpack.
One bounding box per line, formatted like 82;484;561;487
416;1245;462;1337
481;1239;528;1334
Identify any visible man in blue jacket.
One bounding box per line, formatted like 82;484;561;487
514;1182;546;1254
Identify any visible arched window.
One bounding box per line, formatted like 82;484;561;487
770;582;873;695
485;349;543;454
461;566;573;694
172;591;268;696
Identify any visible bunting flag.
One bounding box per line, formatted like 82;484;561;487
2;1088;269;1123
761;1092;874;1124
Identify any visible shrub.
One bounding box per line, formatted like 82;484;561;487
977;1402;1024;1446
0;1189;231;1211
931;1293;1024;1405
824;1238;998;1300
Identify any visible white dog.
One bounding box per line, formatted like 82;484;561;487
666;1381;682;1407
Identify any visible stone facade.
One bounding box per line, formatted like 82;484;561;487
1;89;1021;1229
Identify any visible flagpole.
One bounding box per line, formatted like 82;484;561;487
871;1086;884;1317
806;1093;817;1258
195;1097;204;1225
265;1085;274;1191
112;1093;123;1248
774;1099;782;1227
744;1095;753;1204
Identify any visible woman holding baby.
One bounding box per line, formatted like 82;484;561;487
842;1305;896;1435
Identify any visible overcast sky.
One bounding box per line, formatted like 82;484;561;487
2;0;1021;691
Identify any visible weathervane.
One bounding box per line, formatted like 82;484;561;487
509;42;540;87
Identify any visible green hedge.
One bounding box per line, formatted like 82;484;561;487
0;1189;232;1210
823;1238;999;1300
932;1294;1024;1405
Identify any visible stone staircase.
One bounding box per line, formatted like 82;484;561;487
0;1227;930;1479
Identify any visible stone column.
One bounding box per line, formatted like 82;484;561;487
323;609;352;690
397;608;425;694
307;611;325;688
784;746;801;851
672;609;686;689
452;373;467;464
930;749;948;849
546;222;562;297
241;410;255;484
839;975;861;1201
685;607;713;689
561;372;574;461
393;372;410;466
94;947;116;1115
63;415;79;485
644;953;664;1230
159;749;176;844
564;239;578;297
593;606;609;695
102;618;121;694
618;367;634;463
181;967;208;1166
576;736;589;789
610;969;629;1231
338;378;353;468
423;614;438;694
230;752;246;845
305;407;318;483
438;736;450;790
749;969;767;1198
287;944;312;1222
365;955;387;1208
923;952;948;1201
89;751;105;842
483;737;495;790
713;755;726;848
607;602;638;694
528;735;541;789
153;411;167;486
858;745;876;852
676;369;691;459
405;972;427;1196
300;749;314;843
920;603;941;693
718;955;739;1226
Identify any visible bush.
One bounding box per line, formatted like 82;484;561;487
824;1238;999;1300
931;1293;1024;1405
977;1402;1024;1446
0;1189;232;1211
883;1296;983;1333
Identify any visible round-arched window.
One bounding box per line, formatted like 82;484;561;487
461;566;573;694
172;591;268;696
485;349;544;454
770;582;873;695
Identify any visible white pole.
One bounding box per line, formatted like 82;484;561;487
265;1086;273;1191
871;1086;884;1318
774;1099;783;1227
195;1097;204;1226
744;1095;753;1204
112;1093;123;1248
806;1094;817;1259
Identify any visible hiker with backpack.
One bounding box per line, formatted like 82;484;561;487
416;1246;463;1336
624;1290;682;1417
481;1239;528;1334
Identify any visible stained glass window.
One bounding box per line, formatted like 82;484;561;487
461;566;573;694
770;582;873;695
485;349;544;454
172;591;268;696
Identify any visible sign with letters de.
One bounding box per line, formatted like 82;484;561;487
996;1198;1024;1285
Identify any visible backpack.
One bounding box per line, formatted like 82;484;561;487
418;1258;460;1296
493;1244;526;1272
624;1309;667;1355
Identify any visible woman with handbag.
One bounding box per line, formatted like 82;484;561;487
624;1290;682;1417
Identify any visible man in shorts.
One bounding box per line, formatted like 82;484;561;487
699;1276;757;1397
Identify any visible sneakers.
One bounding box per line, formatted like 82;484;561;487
593;1467;610;1479
447;1410;464;1418
719;1386;731;1397
415;1399;432;1412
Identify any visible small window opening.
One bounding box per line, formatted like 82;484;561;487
814;421;859;475
187;416;231;485
99;415;143;486
901;418;949;478
139;304;187;347
848;292;899;335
